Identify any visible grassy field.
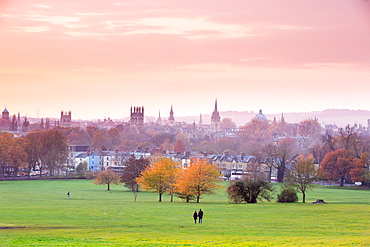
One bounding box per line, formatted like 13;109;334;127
0;179;369;246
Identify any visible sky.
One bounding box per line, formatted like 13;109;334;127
1;0;370;121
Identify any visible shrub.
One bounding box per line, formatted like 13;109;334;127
227;179;274;203
277;186;298;203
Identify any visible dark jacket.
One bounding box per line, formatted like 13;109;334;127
198;210;203;218
193;212;198;219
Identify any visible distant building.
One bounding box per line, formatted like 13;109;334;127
211;99;221;131
60;111;72;127
168;105;175;125
2;107;9;120
156;111;162;125
130;106;144;126
22;117;30;132
255;109;267;122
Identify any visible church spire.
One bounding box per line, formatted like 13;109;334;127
156;111;162;125
211;99;221;130
168;105;175;125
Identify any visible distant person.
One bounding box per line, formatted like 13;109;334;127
193;210;198;224
67;191;70;199
198;209;203;223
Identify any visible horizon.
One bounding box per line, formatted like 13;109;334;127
4;107;369;128
1;1;370;120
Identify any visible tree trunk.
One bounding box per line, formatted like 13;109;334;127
302;192;306;203
107;183;110;190
268;167;272;183
196;196;200;203
277;164;285;183
159;193;162;202
340;177;344;187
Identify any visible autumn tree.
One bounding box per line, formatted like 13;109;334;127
90;130;109;150
275;137;298;182
136;157;180;202
151;133;175;148
285;154;317;203
298;118;322;138
23;132;43;175
175;158;221;203
257;143;277;182
39;130;68;177
174;139;186;153
120;155;150;192
350;152;370;186
8;138;28;175
209;137;239;154
0;133;13;176
67;127;90;145
93;169;121;190
196;141;216;154
221;118;237;129
240;118;270;142
0;133;27;176
320;148;355;186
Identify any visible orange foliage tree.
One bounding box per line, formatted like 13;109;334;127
350;152;370;185
136;157;180;202
175;158;221;203
320;148;355;186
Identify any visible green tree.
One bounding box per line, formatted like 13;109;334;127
227;178;274;203
276;185;298;203
76;161;88;176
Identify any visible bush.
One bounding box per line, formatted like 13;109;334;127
227;179;274;203
277;186;298;203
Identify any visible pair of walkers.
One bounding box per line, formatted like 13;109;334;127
192;209;203;224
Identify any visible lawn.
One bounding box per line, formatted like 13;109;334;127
0;179;369;246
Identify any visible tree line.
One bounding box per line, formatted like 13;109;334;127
0;130;68;177
94;157;221;203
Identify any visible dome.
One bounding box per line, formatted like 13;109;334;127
3;108;8;113
255;109;267;122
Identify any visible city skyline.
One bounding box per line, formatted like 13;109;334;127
1;0;370;120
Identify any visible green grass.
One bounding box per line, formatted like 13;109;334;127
1;180;369;246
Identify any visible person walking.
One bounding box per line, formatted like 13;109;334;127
198;209;203;223
193;210;198;224
67;191;70;199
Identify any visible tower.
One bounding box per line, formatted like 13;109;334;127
156;111;162;125
60;111;72;127
211;99;221;130
130;106;144;126
2;107;9;120
168;105;175;125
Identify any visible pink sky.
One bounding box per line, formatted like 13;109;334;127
1;0;370;122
